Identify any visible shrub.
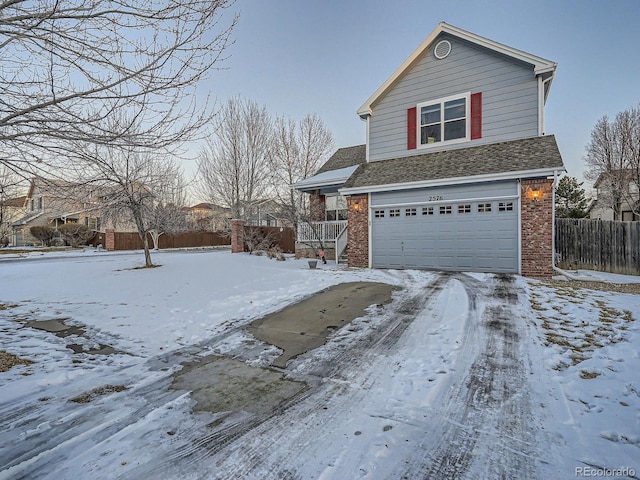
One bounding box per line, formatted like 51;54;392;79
267;245;285;261
30;226;56;246
58;224;95;247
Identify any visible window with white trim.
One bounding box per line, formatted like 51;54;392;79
458;204;471;214
498;202;514;212
389;209;400;217
422;207;434;216
418;93;470;147
374;209;385;218
478;203;492;213
439;205;452;215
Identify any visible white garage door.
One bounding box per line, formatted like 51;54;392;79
370;181;519;273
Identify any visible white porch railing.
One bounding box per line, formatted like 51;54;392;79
334;225;348;265
297;220;347;243
297;220;348;265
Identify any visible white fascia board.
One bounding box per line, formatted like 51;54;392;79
339;167;564;196
356;22;556;118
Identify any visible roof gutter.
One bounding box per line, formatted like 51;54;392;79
340;167;562;196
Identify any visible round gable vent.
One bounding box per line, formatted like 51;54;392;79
434;40;451;59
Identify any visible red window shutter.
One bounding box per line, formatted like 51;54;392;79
407;107;417;149
471;92;482;140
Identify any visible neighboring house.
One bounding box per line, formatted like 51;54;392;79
185;203;231;231
588;171;639;221
0;196;27;246
294;22;565;277
11;178;118;246
243;199;290;228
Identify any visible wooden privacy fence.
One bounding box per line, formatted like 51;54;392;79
104;227;295;253
107;231;230;251
555;218;640;275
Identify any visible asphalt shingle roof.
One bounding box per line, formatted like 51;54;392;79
342;135;564;190
317;145;367;174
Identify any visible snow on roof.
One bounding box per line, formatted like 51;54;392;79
293;165;359;191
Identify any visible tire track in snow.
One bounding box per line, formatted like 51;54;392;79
405;274;538;479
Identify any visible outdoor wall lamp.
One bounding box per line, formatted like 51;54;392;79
352;201;361;212
528;188;542;203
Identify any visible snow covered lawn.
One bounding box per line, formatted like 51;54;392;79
0;249;639;479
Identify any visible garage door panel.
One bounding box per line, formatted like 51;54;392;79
371;182;518;273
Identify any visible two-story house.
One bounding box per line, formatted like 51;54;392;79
295;22;565;277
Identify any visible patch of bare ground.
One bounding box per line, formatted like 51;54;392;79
530;282;635;371
550;279;640;295
0;350;33;372
69;384;129;403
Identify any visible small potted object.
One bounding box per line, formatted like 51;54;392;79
308;259;318;269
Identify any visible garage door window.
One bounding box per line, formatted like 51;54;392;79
390;209;400;217
458;204;471;214
422;207;434;215
498;202;514;212
478;203;492;213
439;206;452;215
405;208;417;216
374;209;385;218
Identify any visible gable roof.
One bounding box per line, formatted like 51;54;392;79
0;196;27;208
340;135;564;194
293;145;367;193
357;22;557;118
316;145;366;174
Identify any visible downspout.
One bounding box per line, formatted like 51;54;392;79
552;169;557;269
550;168;598;280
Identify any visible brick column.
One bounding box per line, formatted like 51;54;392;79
105;229;115;251
309;190;326;221
347;195;369;268
231;219;245;253
521;178;554;278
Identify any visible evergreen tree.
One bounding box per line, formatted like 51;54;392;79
555;176;589;218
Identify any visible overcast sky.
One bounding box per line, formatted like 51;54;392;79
205;0;640;187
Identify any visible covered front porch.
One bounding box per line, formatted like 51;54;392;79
296;220;348;263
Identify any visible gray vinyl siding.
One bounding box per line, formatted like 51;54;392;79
368;34;540;162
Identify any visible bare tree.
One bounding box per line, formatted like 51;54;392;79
618;105;640;216
72;134;186;267
586;105;640;219
196;97;273;219
146;172;189;250
585;115;628;220
0;166;26;245
1;0;237;179
269;114;334;230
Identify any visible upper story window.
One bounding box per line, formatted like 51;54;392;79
418;93;470;147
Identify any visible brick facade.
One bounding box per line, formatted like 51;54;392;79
309;190;326;222
230;219;245;253
346;195;369;268
520;178;554;278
